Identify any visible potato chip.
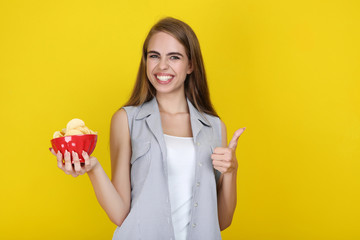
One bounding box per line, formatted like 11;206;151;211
65;129;84;136
53;131;63;138
52;118;97;138
66;118;85;131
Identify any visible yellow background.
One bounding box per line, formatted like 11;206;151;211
1;0;359;239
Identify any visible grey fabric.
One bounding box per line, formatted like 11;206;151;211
112;96;222;240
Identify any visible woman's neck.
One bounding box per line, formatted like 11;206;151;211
156;92;188;114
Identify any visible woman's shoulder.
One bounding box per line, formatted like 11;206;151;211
111;103;147;135
114;103;143;120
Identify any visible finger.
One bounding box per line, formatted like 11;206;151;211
72;151;82;173
64;150;73;174
83;151;91;171
78;168;86;175
213;160;231;169
56;150;64;169
211;152;231;161
214;166;227;174
228;127;246;149
213;147;232;155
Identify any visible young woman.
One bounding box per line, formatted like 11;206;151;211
50;17;245;240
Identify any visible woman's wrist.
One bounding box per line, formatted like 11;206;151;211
87;161;101;176
222;169;238;184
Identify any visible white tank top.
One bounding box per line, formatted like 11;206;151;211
163;133;196;240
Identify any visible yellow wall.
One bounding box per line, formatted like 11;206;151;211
1;0;359;239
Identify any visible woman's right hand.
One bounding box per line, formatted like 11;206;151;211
49;148;99;177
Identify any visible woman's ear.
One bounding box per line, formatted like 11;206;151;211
187;62;193;74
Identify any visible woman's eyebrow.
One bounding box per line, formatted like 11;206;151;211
147;50;184;57
167;52;184;57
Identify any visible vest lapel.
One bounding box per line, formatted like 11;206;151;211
186;98;212;144
135;97;168;163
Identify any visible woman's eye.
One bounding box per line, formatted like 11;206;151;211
170;56;180;60
149;55;159;59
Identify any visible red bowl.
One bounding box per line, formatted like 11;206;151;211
50;134;97;163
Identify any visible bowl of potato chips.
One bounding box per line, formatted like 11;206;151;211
50;118;97;163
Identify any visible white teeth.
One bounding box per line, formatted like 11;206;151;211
156;75;173;81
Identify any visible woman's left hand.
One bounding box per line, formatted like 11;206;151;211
211;128;246;174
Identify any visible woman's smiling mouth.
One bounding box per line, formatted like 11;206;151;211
155;74;174;84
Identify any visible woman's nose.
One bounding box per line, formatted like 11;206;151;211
158;57;169;70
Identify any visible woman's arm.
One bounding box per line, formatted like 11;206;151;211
216;120;238;230
213;121;245;231
86;108;132;226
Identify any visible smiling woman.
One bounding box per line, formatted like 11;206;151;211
109;17;245;240
49;16;245;240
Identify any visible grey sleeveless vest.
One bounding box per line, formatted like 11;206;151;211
112;96;222;240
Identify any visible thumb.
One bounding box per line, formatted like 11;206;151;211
228;127;246;149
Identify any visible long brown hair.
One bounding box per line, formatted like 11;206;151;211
123;17;218;118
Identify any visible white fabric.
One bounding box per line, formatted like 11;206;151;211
163;133;196;240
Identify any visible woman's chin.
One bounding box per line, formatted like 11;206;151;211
155;87;185;96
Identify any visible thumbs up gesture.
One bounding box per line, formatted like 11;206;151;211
211;127;246;174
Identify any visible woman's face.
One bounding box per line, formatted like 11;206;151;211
146;31;193;96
